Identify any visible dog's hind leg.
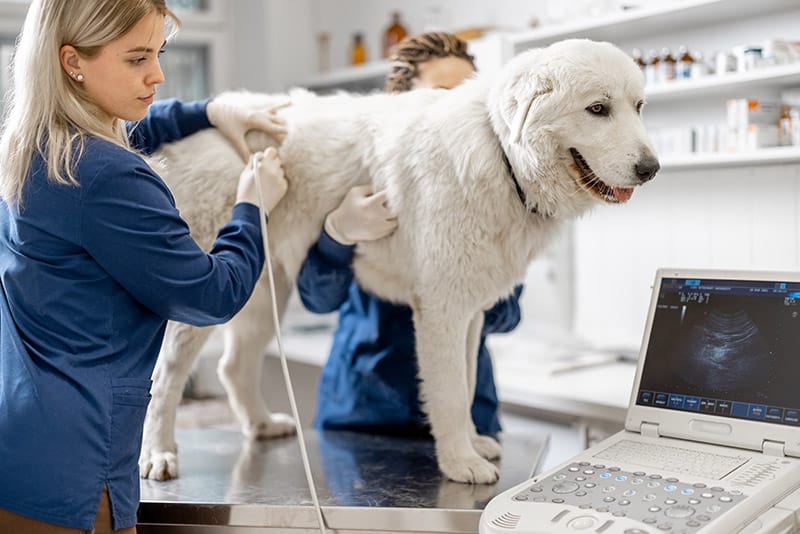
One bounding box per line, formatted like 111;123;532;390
414;304;500;484
465;311;502;461
218;269;296;440
140;321;213;480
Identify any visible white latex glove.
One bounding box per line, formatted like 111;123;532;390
236;148;288;214
207;99;289;162
324;185;398;245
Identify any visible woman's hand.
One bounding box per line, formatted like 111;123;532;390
207;99;289;162
236;148;288;213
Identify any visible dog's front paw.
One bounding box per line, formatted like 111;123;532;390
472;434;502;460
244;412;297;440
139;448;178;481
438;450;500;484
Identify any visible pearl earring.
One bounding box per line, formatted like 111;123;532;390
76;73;84;82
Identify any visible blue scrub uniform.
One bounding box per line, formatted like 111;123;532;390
297;229;523;437
0;99;264;530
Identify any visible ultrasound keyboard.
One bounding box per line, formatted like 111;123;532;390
499;461;747;533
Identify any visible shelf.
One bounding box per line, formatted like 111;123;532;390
504;0;798;54
301;61;390;91
646;63;800;103
660;146;800;170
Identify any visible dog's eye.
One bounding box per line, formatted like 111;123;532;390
636;100;644;113
586;103;608;116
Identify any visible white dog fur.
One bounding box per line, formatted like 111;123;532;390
139;39;659;484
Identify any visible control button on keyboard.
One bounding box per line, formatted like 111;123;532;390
596;506;610;513
575;490;587;497
643;518;657;524
600;473;611;479
664;485;677;492
579;504;592;509
554;474;567;481
513;494;529;501
701;492;714;499
585;483;597;488
552;498;565;504
631;478;644;485
710;486;724;492
730;489;742;496
706;505;721;514
579;461;591;466
609;467;621;472
593;464;605;469
719;495;733;503
624;530;650;534
664;498;677;505
696;515;711;521
665;477;679;483
643;494;657;501
693;483;707;488
612;511;626;517
568;466;580;472
648;506;662;512
603;496;615;503
619;499;631;506
575;476;586;481
649;474;663;479
615;475;627;481
602;486;616;493
567;516;598;530
665;505;696;518
688;498;700;505
656;523;673;530
530;486;543;492
681;488;694;495
533;496;546;502
622;489;636;497
687;520;701;527
553;482;581;494
633;471;646;476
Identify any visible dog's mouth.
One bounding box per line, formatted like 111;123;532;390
569;148;634;204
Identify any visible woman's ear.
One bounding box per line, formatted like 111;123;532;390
59;45;82;78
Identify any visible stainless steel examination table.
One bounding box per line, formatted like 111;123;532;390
138;428;549;533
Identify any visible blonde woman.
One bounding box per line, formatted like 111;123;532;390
297;32;523;439
0;1;289;532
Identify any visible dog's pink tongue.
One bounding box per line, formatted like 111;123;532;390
613;187;634;202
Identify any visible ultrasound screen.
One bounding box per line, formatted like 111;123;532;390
636;277;800;426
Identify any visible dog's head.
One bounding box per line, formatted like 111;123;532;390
488;39;659;218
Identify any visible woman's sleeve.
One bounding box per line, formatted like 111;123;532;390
296;230;355;314
482;284;524;335
128;99;212;155
80;159;264;326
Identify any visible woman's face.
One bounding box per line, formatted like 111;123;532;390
412;56;475;90
78;11;166;125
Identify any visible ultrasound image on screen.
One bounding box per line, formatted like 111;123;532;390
636;278;800;426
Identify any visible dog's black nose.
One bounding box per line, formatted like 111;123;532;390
635;155;660;183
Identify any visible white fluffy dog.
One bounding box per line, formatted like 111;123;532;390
139;39;659;484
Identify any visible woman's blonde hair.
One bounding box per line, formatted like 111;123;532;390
385;31;475;93
0;0;179;206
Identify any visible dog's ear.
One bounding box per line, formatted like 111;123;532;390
489;50;555;146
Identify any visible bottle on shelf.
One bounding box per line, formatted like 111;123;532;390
644;49;660;86
676;45;693;80
350;32;367;65
690;51;708;78
660;47;676;82
631;48;646;72
317;32;331;73
383;11;408;58
779;105;793;146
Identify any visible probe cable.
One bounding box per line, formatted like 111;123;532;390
252;151;328;534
